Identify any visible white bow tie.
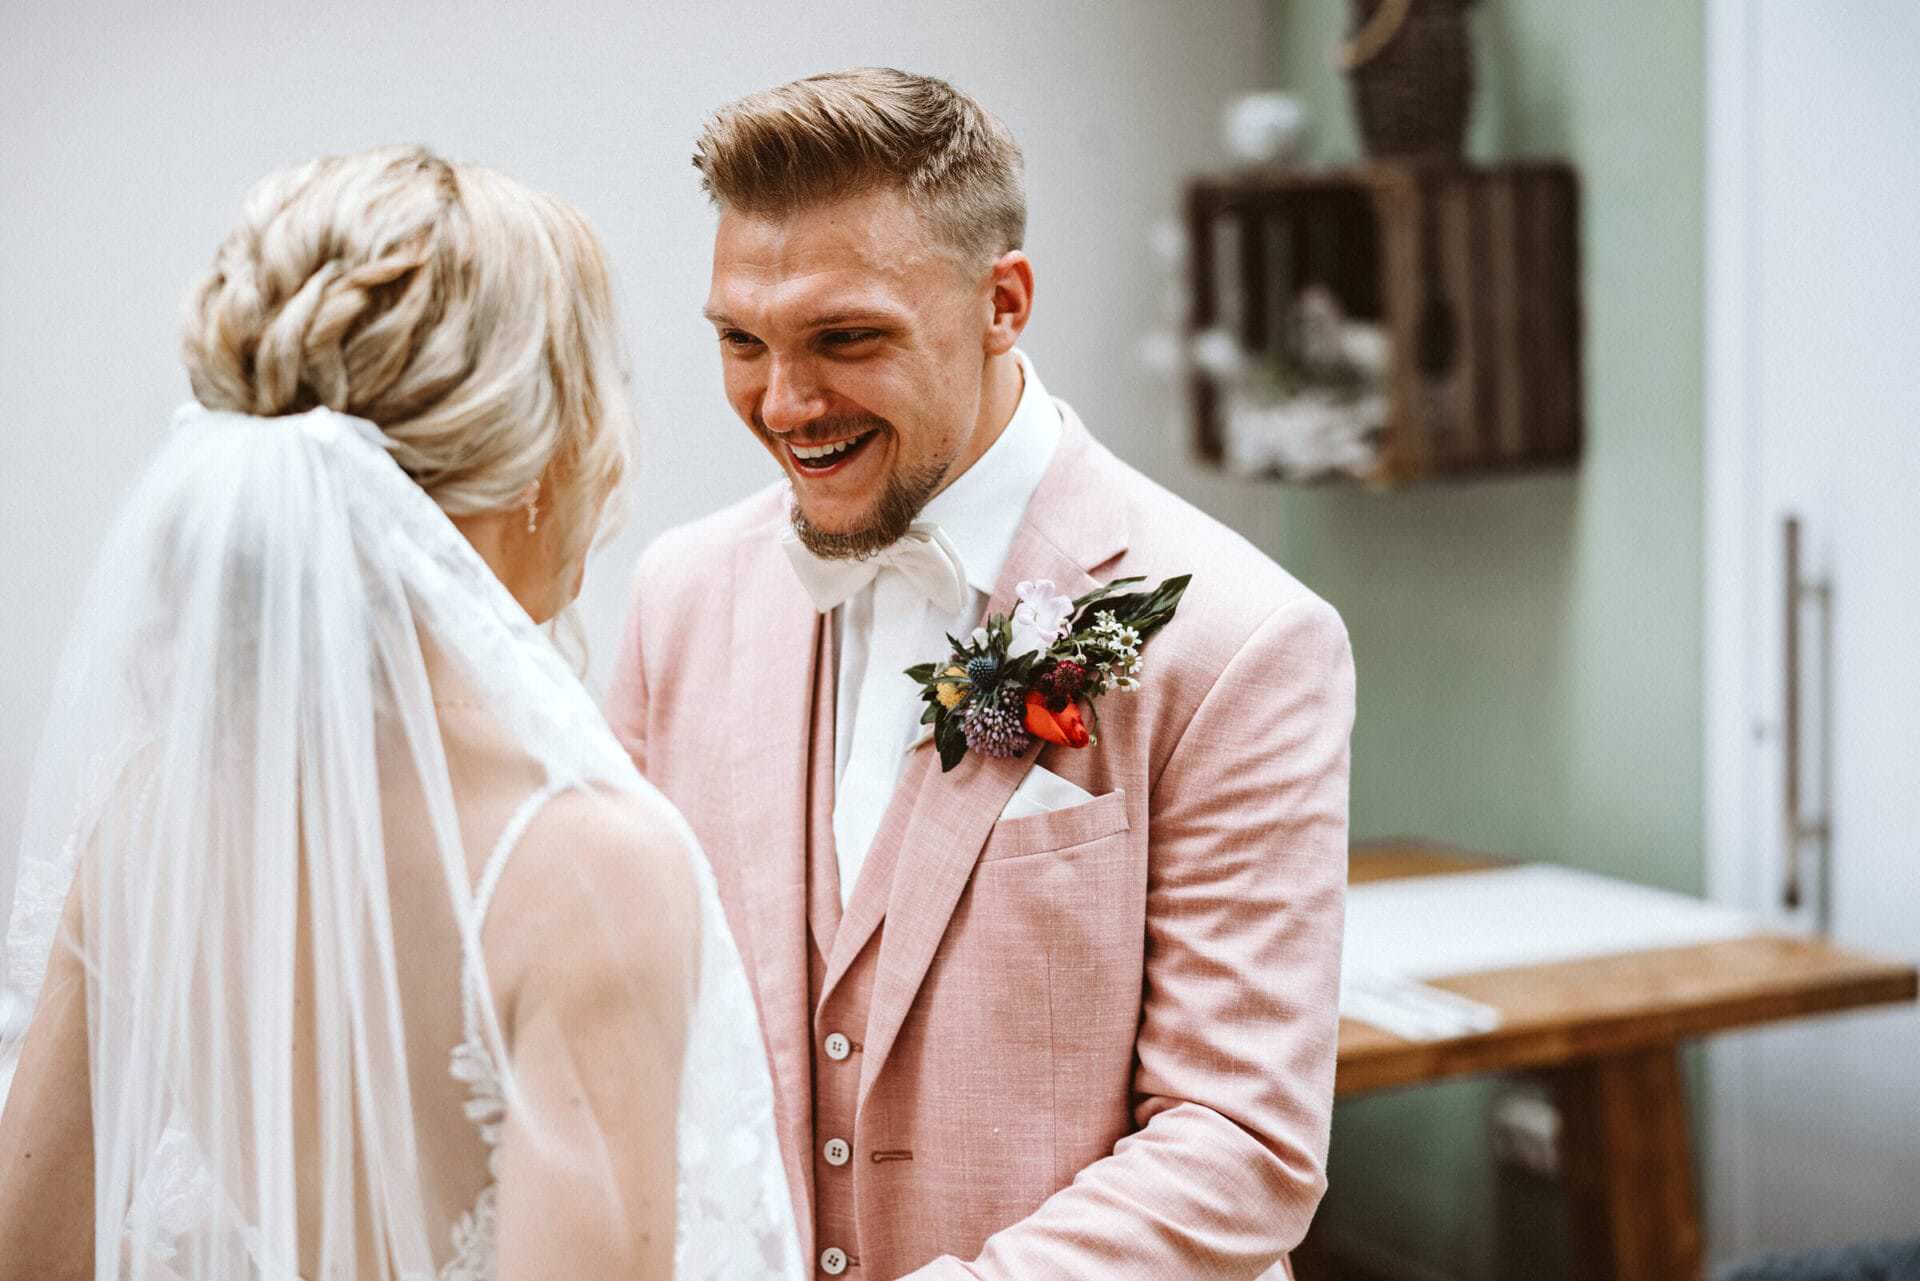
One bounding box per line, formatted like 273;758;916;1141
781;521;971;616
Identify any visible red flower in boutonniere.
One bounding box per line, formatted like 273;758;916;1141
1024;688;1091;749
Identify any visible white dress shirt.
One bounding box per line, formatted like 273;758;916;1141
822;350;1062;905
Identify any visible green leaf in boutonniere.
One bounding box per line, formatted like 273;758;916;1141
1069;576;1147;614
1069;574;1190;646
935;715;970;772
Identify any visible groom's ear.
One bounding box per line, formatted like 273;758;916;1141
981;250;1034;356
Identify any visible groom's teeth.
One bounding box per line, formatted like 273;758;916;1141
791;434;865;461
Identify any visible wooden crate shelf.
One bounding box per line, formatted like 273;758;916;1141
1185;160;1583;486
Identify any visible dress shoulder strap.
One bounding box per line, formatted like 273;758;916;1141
455;777;577;1070
471;777;573;930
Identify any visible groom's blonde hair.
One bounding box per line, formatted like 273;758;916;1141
693;67;1026;269
181;145;632;581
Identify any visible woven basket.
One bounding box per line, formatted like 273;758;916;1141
1344;0;1474;160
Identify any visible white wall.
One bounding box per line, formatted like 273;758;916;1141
0;3;1269;869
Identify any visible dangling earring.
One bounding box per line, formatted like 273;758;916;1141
523;477;540;535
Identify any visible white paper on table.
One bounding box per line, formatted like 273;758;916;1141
1338;863;1761;1042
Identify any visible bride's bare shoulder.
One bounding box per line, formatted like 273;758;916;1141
484;784;702;1020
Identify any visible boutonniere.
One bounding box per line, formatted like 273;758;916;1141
905;574;1192;773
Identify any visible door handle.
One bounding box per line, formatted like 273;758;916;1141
1781;515;1832;925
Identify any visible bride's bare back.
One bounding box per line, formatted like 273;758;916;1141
404;701;697;1280
0;701;694;1281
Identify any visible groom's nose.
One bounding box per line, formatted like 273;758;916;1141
759;355;828;434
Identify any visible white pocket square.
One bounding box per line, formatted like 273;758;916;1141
998;765;1096;821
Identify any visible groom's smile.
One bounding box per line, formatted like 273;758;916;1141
783;420;884;476
704;185;1020;559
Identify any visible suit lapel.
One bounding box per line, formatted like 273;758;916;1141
853;405;1130;1104
725;534;824;1230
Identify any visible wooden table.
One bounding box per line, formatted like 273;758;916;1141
1319;844;1919;1281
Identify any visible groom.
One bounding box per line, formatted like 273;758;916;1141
610;68;1354;1280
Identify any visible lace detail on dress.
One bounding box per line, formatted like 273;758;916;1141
5;847;75;1002
4;736;152;1005
440;1183;498;1281
439;1039;505;1281
122;1124;218;1266
672;836;808;1280
437;780;568;1281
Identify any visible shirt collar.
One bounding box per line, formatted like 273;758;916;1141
919;348;1062;598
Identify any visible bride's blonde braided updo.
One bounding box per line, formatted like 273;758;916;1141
181;144;631;574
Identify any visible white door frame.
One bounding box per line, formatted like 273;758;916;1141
1701;0;1762;1260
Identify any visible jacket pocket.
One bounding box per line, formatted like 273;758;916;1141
976;787;1129;863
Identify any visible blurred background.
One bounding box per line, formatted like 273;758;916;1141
2;3;1913;1279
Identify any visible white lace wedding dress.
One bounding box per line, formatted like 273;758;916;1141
2;404;802;1280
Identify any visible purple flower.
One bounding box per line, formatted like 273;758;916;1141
962;688;1033;757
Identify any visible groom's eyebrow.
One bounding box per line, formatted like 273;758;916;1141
802;310;897;329
701;307;902;331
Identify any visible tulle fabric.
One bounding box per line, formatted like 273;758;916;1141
1;404;801;1280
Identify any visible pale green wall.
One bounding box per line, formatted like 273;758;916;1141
1263;2;1707;1277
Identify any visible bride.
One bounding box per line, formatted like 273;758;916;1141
0;146;799;1280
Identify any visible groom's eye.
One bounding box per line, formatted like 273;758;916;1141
820;329;881;351
718;329;762;351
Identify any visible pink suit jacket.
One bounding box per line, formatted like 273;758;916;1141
607;405;1354;1280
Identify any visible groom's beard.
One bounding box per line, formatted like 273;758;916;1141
789;459;945;559
775;417;952;561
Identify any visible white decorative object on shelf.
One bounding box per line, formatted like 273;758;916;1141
1223;92;1307;165
1294;285;1389;379
1217;286;1392;482
1189;326;1249;381
1225;387;1387;481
